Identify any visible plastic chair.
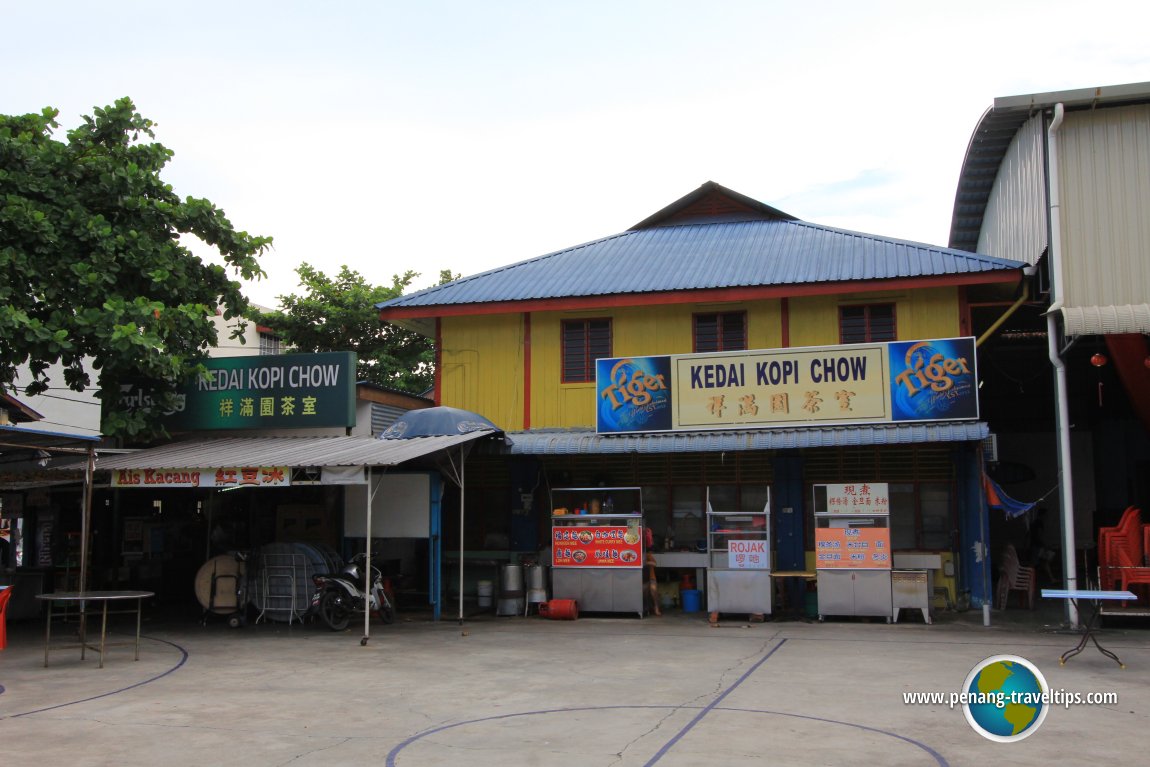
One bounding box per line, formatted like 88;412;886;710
996;544;1036;609
0;586;12;650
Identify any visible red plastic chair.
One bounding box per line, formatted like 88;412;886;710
0;586;12;650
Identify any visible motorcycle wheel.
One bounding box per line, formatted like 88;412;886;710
379;598;395;625
320;590;351;632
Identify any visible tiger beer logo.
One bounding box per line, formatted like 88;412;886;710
600;359;668;410
893;342;972;398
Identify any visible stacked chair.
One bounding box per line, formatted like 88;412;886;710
1098;506;1150;600
995;543;1036;610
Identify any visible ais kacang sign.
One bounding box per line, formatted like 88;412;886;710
596;338;977;434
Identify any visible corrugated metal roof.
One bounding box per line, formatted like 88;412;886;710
380;219;1023;310
949;81;1150;252
93;433;499;471
502;423;988;455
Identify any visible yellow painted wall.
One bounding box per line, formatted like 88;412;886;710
439;314;525;429
788;288;960;348
437;289;962;430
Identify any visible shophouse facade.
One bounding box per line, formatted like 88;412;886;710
379;181;1027;609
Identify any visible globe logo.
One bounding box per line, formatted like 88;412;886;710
961;654;1049;742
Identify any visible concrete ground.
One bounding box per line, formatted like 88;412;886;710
1;600;1147;766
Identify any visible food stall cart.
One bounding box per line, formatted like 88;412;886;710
706;488;772;616
550;487;644;617
813;483;892;621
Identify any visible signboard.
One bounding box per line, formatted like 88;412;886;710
727;539;769;569
120;352;356;431
816;483;890;515
814;526;891;569
596;337;977;434
111;467;291;489
551;525;643;568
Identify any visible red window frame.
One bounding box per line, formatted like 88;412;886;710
561;318;612;383
839;304;896;344
693;311;747;353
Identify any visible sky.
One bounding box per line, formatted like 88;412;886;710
6;1;1150;309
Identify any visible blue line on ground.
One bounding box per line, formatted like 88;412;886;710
2;635;189;720
385;637;949;767
643;638;788;766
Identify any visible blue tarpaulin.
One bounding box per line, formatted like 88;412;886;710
983;472;1036;519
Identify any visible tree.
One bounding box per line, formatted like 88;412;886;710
0;99;271;438
257;264;447;394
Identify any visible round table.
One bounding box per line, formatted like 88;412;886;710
35;590;155;668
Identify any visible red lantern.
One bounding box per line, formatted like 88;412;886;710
1091;353;1108;367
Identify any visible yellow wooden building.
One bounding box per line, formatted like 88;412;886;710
380;182;1026;611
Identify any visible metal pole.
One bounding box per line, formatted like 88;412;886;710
364;470;372;643
80;445;95;593
458;449;465;625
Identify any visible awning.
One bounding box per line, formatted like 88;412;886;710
1062;304;1150;336
504;421;989;455
92;433;500;471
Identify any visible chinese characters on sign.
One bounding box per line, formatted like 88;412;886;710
596;337;978;434
120;352;356;431
814;527;892;569
820;483;891;515
551;525;643;569
111;467;292;489
727;539;769;569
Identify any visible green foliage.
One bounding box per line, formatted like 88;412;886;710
257;264;438;394
0;99;271;438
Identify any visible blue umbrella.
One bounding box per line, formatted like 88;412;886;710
379;406;503;624
380;406;501;440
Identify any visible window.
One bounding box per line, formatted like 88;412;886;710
839;304;896;344
561;318;611;383
258;331;281;356
694;311;747;352
889;482;954;550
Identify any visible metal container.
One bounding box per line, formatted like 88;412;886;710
500;564;524;596
497;564;525;616
524;564;549;607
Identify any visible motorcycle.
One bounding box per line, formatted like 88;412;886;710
311;553;395;635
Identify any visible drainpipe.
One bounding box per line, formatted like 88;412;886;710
1046;102;1079;628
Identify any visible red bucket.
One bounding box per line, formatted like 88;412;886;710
539;598;579;620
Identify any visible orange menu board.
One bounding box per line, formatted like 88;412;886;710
815;526;891;569
552;525;643;568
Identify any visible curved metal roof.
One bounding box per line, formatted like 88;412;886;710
949;81;1150;253
380;218;1022;311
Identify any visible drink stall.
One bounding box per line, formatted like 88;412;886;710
813;483;892;621
705;488;772;616
550;487;644;617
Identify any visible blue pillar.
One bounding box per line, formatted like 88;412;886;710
956;445;991;607
429;472;443;621
771;453;806;607
508;458;542;554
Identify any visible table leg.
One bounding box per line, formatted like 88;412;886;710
79;602;87;661
1059;599;1125;669
134;597;142;661
43;600;53;668
98;600;109;669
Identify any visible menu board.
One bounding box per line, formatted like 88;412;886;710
814;526;891;569
552;525;642;568
818;483;890;515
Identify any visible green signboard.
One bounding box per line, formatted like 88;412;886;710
125;352;357;431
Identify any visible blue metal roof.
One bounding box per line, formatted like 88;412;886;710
379;218;1024;311
502;422;989;455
